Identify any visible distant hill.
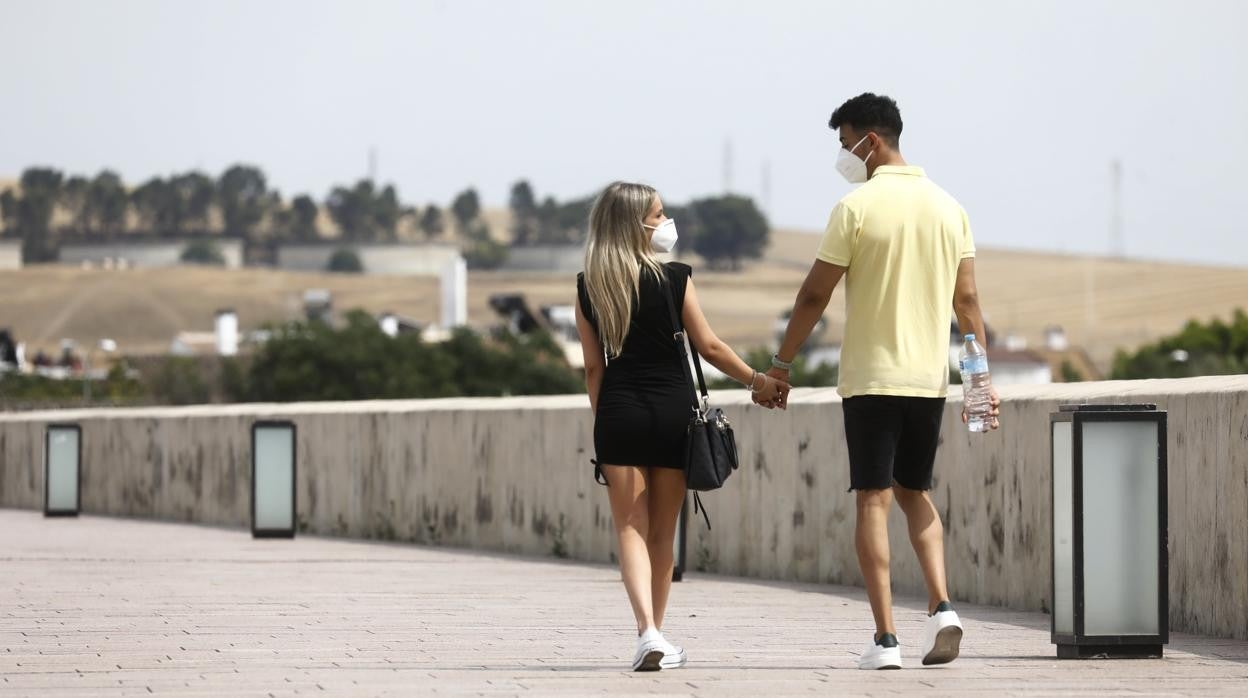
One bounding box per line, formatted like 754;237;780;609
2;229;1246;372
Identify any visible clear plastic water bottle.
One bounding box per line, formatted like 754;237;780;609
958;333;994;433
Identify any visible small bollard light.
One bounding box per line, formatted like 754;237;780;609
251;421;297;538
44;423;81;517
672;495;689;582
1050;404;1168;659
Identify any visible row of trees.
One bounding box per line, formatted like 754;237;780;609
2;165;771;269
0;166;444;263
507;181;769;270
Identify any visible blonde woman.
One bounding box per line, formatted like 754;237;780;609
575;181;788;671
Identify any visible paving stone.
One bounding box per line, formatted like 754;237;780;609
2;509;1246;696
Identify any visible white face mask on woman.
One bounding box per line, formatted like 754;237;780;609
835;134;874;184
644;219;678;253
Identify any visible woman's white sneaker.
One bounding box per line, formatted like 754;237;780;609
921;601;964;666
632;629;665;671
658;636;687;669
857;632;902;670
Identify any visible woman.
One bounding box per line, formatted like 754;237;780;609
575;181;788;671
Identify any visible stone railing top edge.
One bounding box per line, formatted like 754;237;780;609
2;375;1244;423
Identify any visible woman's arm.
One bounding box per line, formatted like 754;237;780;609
575;300;605;414
680;277;786;401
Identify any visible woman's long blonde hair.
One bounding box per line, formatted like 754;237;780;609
583;181;666;357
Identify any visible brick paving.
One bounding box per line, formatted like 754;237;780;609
1;509;1245;697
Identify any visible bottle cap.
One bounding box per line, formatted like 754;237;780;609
964;334;976;341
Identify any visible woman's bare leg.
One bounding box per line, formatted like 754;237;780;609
603;465;656;634
645;467;687;631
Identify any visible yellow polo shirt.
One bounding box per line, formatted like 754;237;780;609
816;165;975;398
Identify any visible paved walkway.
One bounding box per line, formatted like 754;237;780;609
1;510;1245;697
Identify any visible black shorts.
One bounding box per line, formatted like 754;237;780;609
843;395;946;491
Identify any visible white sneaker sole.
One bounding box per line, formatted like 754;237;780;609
922;625;963;666
632;649;664;672
858;649;902;670
659;649;687;669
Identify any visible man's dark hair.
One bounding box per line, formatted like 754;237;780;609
829;93;903;147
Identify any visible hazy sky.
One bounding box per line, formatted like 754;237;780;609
2;0;1246;265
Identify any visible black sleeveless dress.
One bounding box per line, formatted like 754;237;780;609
577;262;694;470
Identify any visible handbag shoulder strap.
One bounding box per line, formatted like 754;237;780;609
660;266;709;412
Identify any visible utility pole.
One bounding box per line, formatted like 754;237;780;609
1110;159;1124;258
722;138;733;194
761;159;772;218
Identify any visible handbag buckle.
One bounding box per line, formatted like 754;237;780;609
673;331;688;356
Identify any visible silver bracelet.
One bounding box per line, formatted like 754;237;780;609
748;370;764;393
771;354;793;371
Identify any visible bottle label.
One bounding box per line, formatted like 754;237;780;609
960;356;988;374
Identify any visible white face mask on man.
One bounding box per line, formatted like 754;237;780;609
835;134;875;184
644;219;678;253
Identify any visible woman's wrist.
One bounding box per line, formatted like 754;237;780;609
747;370;765;392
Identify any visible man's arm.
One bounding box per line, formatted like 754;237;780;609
952;257;1001;427
764;260;846;398
952;258;987;343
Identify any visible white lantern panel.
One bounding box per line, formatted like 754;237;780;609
1052;421;1074;635
254;426;295;531
47;428;80;512
1081;421;1160;636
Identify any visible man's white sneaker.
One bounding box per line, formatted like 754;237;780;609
857;633;902;670
922;601;963;666
658;636;687;669
632;629;665;671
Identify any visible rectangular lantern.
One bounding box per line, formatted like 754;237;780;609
1051;404;1168;658
252;421;297;538
44;424;81;517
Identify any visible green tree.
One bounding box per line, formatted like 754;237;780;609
217;165;268;238
451;187;481;234
245;310;579;402
180;240;226;266
1;188;18;236
462;221;508;270
509;180;539;245
685;194;769;270
16;167;64;262
326;180;401;242
290;194;319;241
148;357;211;405
419;204;445;239
170;172;215;232
327;247;364;273
1111;309;1248;379
1059;360;1084;383
536;194;594;244
130;177;175;234
85;170;128;238
60;175;91;235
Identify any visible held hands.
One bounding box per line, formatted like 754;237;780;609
752;366;792;410
961;386;1002;430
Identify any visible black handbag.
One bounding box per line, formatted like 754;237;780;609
661;269;739;527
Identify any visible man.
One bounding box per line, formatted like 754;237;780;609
763;93;1000;670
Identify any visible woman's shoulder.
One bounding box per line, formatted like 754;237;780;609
664;261;693;278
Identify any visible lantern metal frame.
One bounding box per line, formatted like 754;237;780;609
1050;404;1168;659
44;423;82;517
251;420;298;539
